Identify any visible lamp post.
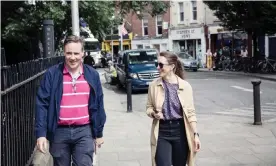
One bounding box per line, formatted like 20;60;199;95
110;15;115;63
71;0;80;36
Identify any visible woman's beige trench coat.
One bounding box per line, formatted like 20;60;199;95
146;76;197;166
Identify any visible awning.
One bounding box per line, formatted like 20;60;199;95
208;26;232;34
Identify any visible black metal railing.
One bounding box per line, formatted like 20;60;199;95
1;56;64;166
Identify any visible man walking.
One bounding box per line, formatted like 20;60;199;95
35;35;106;166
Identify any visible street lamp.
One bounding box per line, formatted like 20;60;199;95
71;0;80;36
110;15;115;63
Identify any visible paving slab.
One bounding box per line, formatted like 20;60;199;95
97;76;276;166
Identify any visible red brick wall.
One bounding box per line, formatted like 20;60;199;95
125;8;170;38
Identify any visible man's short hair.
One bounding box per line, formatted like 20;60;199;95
63;35;84;51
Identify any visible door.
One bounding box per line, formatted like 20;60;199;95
269;37;276;59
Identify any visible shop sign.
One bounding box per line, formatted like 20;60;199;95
171;28;202;40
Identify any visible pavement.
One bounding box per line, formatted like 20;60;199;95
96;69;276;166
198;68;276;82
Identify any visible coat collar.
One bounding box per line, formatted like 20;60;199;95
156;75;185;90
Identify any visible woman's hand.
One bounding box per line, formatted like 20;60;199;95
194;136;201;152
152;112;164;120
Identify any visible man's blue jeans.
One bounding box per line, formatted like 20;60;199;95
49;124;94;166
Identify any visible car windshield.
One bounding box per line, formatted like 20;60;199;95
178;53;194;60
127;50;157;64
84;42;100;52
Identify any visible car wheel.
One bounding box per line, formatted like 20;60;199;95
193;69;198;72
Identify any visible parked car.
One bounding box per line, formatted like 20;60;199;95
177;52;198;72
115;49;159;92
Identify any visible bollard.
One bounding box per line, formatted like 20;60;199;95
126;78;132;112
251;79;262;125
125;53;132;113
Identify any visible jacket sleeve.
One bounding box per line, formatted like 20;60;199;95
185;83;197;123
96;72;106;138
146;83;155;118
35;70;51;139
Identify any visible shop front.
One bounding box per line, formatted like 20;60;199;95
102;33;133;54
131;38;169;52
169;27;206;65
208;26;247;56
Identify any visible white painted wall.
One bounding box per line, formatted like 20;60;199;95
131;39;169;52
170;0;218;27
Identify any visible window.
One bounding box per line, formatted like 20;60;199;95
156;15;163;36
142;18;148;36
137;45;143;49
127;50;158;64
191;1;197;21
179;2;184;22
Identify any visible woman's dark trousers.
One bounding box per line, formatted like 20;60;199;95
155;119;189;166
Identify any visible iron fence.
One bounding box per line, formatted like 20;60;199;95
1;56;64;166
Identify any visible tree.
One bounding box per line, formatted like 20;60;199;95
204;1;276;57
116;1;170;18
1;1;169;64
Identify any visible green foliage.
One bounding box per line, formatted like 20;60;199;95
1;1;68;42
1;1;169;47
116;1;170;19
203;1;276;35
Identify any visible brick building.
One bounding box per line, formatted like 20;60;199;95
125;8;170;52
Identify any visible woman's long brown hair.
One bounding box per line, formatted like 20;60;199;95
159;51;185;80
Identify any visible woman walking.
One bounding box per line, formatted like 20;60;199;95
146;51;201;166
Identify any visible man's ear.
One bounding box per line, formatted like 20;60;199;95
80;51;85;58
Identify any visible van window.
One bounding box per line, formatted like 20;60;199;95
126;50;157;64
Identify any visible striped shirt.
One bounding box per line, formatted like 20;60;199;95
58;65;90;125
162;80;183;120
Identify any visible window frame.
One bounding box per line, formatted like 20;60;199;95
191;0;197;22
156;15;163;36
178;2;184;23
142;18;149;36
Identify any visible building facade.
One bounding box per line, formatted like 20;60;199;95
127;7;170;52
169;0;209;64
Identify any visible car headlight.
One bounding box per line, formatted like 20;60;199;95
129;73;138;79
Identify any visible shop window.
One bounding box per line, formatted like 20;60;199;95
142;18;148;36
156;15;163;36
179;2;184;22
137;44;143;49
191;1;197;21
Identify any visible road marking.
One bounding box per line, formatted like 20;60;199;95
215;102;276;121
265;118;276;123
239;107;275;112
231;85;263;94
266;103;276;105
261;106;276;109
215;111;252;117
230;108;275;115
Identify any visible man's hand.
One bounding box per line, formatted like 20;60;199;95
36;137;48;153
95;137;104;148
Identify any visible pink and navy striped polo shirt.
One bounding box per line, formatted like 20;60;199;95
58;65;90;125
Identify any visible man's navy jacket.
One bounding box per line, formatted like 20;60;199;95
35;63;106;141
